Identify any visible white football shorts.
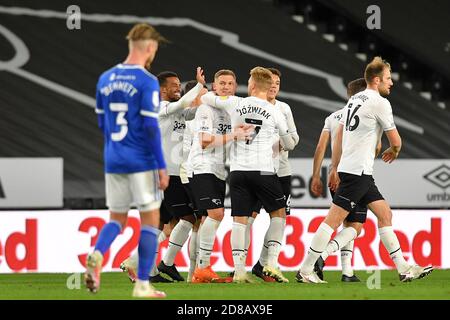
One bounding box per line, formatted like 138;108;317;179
105;170;162;213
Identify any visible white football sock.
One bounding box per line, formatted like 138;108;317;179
128;228;165;272
231;222;247;274
188;230;198;279
259;226;270;267
341;240;354;277
128;250;139;269
158;231;167;243
379;226;410;273
163;219;193;266
266;217;285;268
321;227;357;260
301;222;334;274
198;217;220;269
149;229;165;276
195;224;202;265
244;217;255;260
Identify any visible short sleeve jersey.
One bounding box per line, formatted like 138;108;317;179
96;64;160;174
338;89;396;175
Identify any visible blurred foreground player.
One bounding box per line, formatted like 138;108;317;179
85;23;169;298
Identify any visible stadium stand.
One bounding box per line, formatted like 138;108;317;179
276;0;450;105
0;0;449;206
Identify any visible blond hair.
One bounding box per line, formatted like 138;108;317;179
126;23;167;45
214;69;236;81
250;67;273;91
364;57;391;84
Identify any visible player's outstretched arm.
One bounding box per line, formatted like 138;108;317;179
143;117;167;169
195;66;206;86
200;92;241;113
200;125;254;149
279;132;296;151
185;86;209;121
284;104;300;147
311;130;330;197
382;129;402;163
275;108;296;151
159;67;206;117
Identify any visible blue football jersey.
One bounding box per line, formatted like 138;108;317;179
96;64;161;173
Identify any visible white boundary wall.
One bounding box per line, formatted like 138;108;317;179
0;209;447;273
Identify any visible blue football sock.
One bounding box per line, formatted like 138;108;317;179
94;220;122;255
137;225;160;281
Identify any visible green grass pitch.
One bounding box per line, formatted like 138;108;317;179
0;270;448;300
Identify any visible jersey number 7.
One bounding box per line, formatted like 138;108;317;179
244;118;262;145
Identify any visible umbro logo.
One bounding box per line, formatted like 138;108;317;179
212;199;222;206
350;201;356;209
423;164;450;190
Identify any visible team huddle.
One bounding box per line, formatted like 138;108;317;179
84;23;433;298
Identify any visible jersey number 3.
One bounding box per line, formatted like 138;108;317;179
110;103;128;141
345;103;361;131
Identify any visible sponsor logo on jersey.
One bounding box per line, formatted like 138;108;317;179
173;120;186;131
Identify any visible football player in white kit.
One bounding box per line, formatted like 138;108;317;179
201;67;297;283
190;70;254;283
249;68;299;283
178;80;208;282
156;73;210;282
298;57;433;283
120;68;206;283
306;78;371;283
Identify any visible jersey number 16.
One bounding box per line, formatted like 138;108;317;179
345;103;361;132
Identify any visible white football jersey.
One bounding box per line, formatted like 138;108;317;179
322;108;344;153
158;83;202;176
180;120;195;183
274;100;299;177
188;104;231;181
201;94;291;173
338;89;396;175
